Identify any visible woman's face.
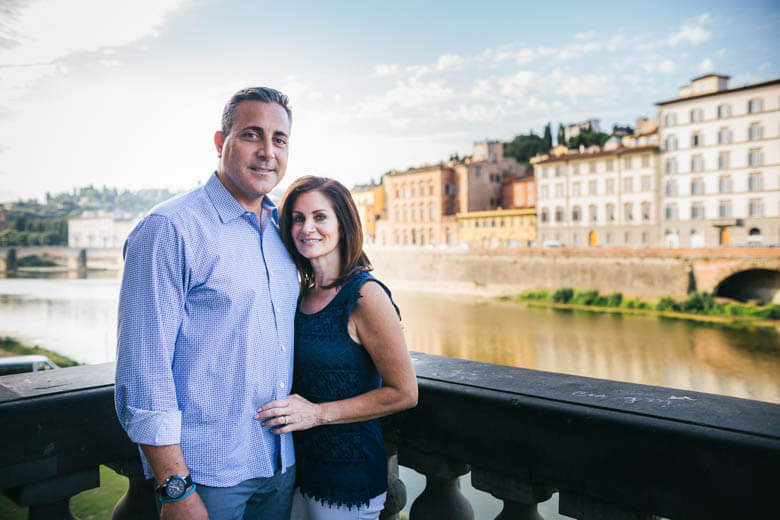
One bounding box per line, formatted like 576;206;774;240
290;190;341;262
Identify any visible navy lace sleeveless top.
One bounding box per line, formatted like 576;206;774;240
293;270;400;508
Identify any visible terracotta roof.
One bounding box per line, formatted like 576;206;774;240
532;145;658;165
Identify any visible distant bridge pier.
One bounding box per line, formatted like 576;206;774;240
0;248;17;272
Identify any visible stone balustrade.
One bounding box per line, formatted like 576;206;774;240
1;354;778;519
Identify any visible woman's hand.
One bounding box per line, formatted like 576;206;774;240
255;394;323;433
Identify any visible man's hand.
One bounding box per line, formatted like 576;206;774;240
160;491;208;520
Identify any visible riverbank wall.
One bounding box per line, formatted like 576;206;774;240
367;247;696;300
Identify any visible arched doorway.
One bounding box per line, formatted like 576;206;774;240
588;231;598;246
716;269;780;304
747;228;763;247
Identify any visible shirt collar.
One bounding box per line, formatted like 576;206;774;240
205;172;279;225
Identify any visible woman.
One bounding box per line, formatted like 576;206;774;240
256;176;418;519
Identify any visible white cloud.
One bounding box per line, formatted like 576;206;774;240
642;59;677;74
698;58;714;73
435;53;464;71
758;62;770;72
374;63;401;77
574;31;596;41
498;70;538;96
667;13;711;46
0;0;191;101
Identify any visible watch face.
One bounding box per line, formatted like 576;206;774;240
167;476;187;498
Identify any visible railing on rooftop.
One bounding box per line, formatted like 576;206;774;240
1;353;778;520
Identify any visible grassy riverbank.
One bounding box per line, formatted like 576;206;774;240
0;336;80;366
508;288;780;328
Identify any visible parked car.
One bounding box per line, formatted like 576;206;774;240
0;355;59;376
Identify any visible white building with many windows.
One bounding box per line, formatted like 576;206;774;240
657;74;780;247
532;140;660;248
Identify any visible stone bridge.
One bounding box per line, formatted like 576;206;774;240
368;246;780;303
0;247;123;273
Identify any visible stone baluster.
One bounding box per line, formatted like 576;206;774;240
471;468;554;520
9;468;99;520
399;447;474;520
380;442;407;520
107;458;158;520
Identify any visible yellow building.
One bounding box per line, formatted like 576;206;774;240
351;182;385;244
456;208;536;248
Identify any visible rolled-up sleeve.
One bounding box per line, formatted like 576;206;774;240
115;214;186;446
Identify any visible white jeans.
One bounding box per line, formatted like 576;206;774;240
290;489;387;520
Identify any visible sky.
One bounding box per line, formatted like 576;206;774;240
1;0;778;202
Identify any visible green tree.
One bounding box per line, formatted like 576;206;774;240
542;122;553;152
556;123;565;147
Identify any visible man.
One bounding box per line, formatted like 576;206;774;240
115;87;299;520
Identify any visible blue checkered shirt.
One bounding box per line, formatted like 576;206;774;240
115;172;299;486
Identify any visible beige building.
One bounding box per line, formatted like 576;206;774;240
68;213;140;248
377;141;525;247
657;74;780;247
456;208;536;248
533;138;661;247
379;163;459;246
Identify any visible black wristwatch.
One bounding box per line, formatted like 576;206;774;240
155;474;194;501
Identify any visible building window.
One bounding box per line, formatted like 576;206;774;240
624;231;631;244
641;175;651;191
540;185;549;200
403;186;409;198
555;183;564;198
411;207;417;221
641;155;650;168
624;156;632;169
717;104;731;119
542;167;549;178
718;200;732;218
748;123;763;141
664;113;677;127
589;205;597;222
555;207;564;223
606;159;614;171
606;204;615;221
749;198;764;217
624;203;633;221
555;166;564;177
665;180;678;196
588;180;597;195
589;162;596;174
748;149;764;167
572;182;581;196
747;98;763;114
664;159;678;174
665;204;678;220
572;164;580;175
541;208;549;223
691;202;705;220
641;202;651;221
748;172;763;192
691;177;705;195
718;176;733;193
606;231;613;244
718;152;730;170
690;108;703;123
605;179;615;194
475;166;481;177
690;155;704;172
664;136;678;151
717;127;732;145
690;132;702;148
572;206;581;222
623;177;633;193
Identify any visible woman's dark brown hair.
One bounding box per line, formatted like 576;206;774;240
279;176;371;292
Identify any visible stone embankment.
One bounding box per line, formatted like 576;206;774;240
366;246;780;301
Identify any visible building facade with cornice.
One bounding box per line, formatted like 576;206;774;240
657;74;780;247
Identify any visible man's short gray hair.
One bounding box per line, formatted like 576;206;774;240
221;87;292;136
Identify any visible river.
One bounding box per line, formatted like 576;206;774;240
1;272;778;518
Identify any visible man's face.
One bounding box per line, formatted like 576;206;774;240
214;100;290;210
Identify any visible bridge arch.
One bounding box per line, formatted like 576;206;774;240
714;268;780;304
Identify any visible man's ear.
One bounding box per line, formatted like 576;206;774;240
214;131;225;156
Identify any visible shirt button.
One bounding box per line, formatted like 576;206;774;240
279;382;285;389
